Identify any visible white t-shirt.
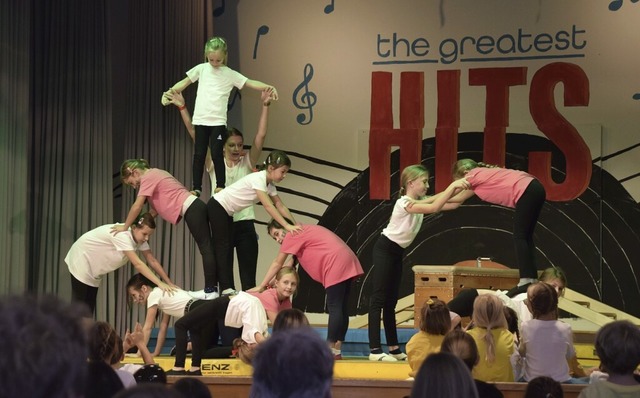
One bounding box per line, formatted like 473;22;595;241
116;368;137;388
382;196;423;248
208;155;256;221
213;170;276;216
146;287;194;319
224;292;269;344
520;319;575;382
65;224;150;287
186;63;247;126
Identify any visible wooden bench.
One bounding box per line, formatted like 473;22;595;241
166;376;587;398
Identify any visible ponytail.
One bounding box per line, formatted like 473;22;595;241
132;212;156;230
120;158;150;181
258;150;291;171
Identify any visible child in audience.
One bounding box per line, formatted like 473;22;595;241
578;320;640;398
406;298;451;378
88;321;136;389
441;330;504;398
524;376;564;398
467;294;515;382
272;308;310;333
518;282;584;383
410;352;479;398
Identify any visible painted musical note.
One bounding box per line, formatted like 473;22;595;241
292;64;317;125
633;93;640;100
213;0;225;17
227;88;242;111
252;25;270;60
609;0;639;11
324;0;335;14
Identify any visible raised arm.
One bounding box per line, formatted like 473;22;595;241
248;90;272;166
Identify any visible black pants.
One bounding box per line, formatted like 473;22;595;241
70;274;98;315
230;220;259;291
368;235;404;349
184;199;217;289
326;279;353;343
513;179;546;279
207;198;234;291
174;296;230;368
193;125;226;192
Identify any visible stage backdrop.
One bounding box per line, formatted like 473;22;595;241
212;0;640;317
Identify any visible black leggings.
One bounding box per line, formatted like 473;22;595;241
230;220;259;291
174;296;230;368
70;274;98;315
326;279;353;343
207;198;235;292
513;179;546;279
193;125;226;192
183;199;217;289
368;235;404;349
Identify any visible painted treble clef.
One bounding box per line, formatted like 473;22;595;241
292;63;317;125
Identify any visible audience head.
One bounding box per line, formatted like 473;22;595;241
85;360;125;398
440;329;480;371
134;364;167;384
503;306;520;343
594;320;640;376
526;282;559;319
114;384;183;398
472;294;507;363
0;294;89;398
250;328;334;398
419;298;451;335
88;321;119;363
172;377;212;398
524;376;563;398
410;352;479;398
272;308;310;333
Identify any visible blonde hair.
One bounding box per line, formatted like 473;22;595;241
120;159;149;181
472;294;507;363
399;164;429;198
451;159;499;180
204;37;228;64
233;338;256;365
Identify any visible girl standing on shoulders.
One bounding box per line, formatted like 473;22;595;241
115;159;217;296
162;36;278;197
447;159;546;292
207;150;302;294
368;164;470;361
65;213;174;314
165;88;272;290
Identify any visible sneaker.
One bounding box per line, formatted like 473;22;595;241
187;369;202;376
369;352;397;362
389;352;407;361
221;288;238;296
169;345;177;356
204;291;219;300
190;189;202;197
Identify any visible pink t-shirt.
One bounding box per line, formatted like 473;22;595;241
466;167;535;208
138;168;192;224
280;225;364;288
248;287;292;314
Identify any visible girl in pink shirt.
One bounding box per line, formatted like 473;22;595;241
116;159;217;295
447;159;546;289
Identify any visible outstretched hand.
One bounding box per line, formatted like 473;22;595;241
163;89;186;108
265;86;278;101
285;223;303;235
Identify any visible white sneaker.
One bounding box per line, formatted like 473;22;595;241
221;288;238;296
369;352;398;362
204;291;219;300
389;352;407;361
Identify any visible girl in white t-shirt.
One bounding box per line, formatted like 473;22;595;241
207;149;302;294
368;164;469;362
162;36;278;198
127;267;299;374
65;213;174;314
